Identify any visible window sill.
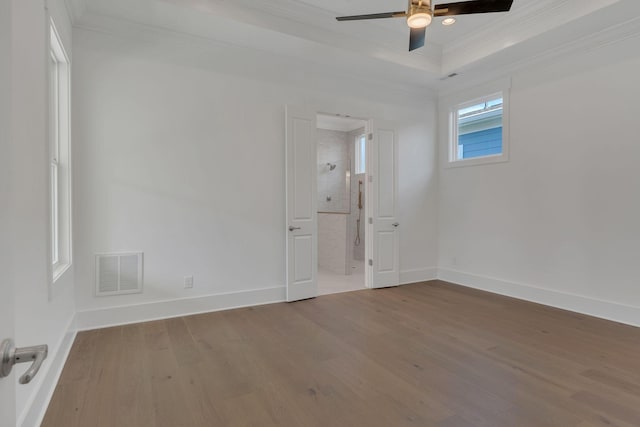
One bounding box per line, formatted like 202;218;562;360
446;153;509;169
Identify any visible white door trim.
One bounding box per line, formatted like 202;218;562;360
286;108;400;295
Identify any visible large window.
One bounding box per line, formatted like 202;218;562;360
49;21;71;282
448;89;509;167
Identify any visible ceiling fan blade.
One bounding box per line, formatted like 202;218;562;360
336;11;407;21
409;26;426;51
434;0;513;16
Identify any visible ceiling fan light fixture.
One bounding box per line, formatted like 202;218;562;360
407;12;432;29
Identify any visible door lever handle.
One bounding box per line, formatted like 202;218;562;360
289;226;301;231
392;223;400;227
0;339;48;384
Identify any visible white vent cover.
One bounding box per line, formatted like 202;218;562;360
95;252;143;296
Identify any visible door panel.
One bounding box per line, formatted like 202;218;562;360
286;106;317;302
368;120;400;288
0;0;16;423
293;235;313;282
377;231;396;272
292;119;313;220
377;129;396;218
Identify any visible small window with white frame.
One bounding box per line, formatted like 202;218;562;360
448;89;509;167
49;20;72;282
355;134;366;174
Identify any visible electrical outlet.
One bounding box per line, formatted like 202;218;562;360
184;276;194;289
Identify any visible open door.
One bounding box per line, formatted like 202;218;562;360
0;0;16;422
366;119;400;288
285;106;318;302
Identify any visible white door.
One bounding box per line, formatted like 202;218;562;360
367;120;400;288
0;0;17;424
285;106;318;302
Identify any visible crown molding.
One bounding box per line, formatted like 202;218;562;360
444;0;567;54
73;12;437;105
148;0;444;73
442;0;622;74
74;0;639;93
438;10;640;96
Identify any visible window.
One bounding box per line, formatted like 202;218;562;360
448;89;509;167
355;134;366;174
49;21;71;282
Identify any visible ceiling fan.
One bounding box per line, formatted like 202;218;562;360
336;0;514;51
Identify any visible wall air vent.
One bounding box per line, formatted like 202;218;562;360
95;252;143;296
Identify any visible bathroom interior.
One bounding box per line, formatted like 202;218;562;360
317;113;368;295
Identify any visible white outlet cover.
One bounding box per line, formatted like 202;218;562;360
184;276;194;288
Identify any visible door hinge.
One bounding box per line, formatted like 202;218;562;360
368;133;373;141
368;259;373;266
368;217;373;224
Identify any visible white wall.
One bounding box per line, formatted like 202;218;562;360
1;0;16;425
10;0;77;425
438;35;640;326
72;27;438;327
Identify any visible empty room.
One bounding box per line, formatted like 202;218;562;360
2;0;640;426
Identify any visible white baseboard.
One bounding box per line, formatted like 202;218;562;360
19;314;77;427
438;268;640;327
21;269;639;427
400;267;438;285
77;269;442;331
76;286;286;331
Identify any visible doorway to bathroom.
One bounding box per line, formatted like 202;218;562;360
285;106;400;302
316;113;368;296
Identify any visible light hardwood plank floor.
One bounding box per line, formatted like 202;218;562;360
42;281;640;427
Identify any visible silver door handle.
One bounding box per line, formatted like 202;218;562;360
0;339;48;384
289;226;301;231
392;223;400;227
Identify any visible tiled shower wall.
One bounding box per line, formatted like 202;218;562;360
317;126;366;274
317;129;349;213
317;128;350;273
318;213;349;274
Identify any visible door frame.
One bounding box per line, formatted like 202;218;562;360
315;111;375;290
286;106;400;299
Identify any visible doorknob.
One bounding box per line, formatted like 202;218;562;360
392;223;400;227
289;226;301;231
0;339;48;384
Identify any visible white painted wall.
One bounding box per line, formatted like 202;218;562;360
72;27;438;327
1;0;16;425
11;0;77;425
438;35;640;326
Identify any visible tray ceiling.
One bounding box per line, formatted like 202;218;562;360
69;0;638;91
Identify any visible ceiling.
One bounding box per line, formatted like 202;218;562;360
69;0;640;92
317;114;367;132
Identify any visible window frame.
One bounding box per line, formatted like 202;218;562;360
444;83;511;168
49;19;72;284
354;134;366;175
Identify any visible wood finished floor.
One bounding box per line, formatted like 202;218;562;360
43;281;640;427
